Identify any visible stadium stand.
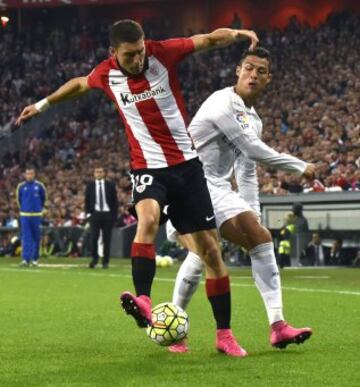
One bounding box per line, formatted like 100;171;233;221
0;11;359;227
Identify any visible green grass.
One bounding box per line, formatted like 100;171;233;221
1;258;359;387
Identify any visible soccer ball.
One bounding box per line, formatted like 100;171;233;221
146;302;189;346
155;255;174;267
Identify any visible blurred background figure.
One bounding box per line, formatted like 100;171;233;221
85;166;118;268
55;234;77;258
300;232;325;266
278;213;295;268
16;167;46;267
292;202;309;232
326;238;346;266
40;233;56;258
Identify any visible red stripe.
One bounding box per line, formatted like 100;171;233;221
131;242;155;259
102;73;147;169
206;276;230;298
127;76;186;166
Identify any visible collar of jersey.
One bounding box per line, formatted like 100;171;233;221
231;86;256;114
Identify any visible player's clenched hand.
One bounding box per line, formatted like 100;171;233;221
16;104;39;126
302;163;316;180
234;30;259;50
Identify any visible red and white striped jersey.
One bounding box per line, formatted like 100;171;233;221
88;38;197;170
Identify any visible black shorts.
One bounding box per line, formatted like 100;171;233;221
130;158;216;235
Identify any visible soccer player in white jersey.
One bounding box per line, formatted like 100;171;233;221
166;47;313;353
16;20;260;356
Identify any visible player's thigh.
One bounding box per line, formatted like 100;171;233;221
190;229;221;262
131;169;169;240
166;219;200;255
209;185;252;230
220;210;271;249
168;160;216;235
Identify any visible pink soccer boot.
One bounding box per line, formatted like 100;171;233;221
271;321;313;349
120;291;152;328
216;329;248;357
168;340;189;353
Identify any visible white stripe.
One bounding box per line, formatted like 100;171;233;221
2;268;359;296
108;69;167;168
145;57;196;161
294;276;330;279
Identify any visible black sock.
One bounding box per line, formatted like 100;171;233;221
206;277;231;329
131;243;156;297
132;257;156;297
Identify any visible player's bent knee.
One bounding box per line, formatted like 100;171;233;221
137;213;159;236
248;224;272;247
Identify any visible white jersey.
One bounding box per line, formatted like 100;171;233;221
234;154;260;216
189;86;306;190
166;87;308;239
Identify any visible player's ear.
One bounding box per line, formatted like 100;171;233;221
109;46;116;56
236;65;241;77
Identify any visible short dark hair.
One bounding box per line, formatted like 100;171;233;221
238;46;271;70
25;166;35;171
109;19;144;48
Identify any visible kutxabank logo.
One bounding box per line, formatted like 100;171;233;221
119;86;166;106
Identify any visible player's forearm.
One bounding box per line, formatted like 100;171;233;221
256;152;306;175
231;132;306;174
247;146;307;174
47;77;90;105
206;28;240;48
193;28;258;51
206;28;250;49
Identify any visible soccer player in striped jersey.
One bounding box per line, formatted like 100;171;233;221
16;20;260;356
167;47;314;353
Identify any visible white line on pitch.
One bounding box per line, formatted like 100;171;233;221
294;276;330;279
1;267;359;296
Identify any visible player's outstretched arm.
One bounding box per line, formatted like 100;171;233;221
16;76;91;126
191;29;259;52
215;113;315;179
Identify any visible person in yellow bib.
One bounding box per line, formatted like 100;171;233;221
16;167;46;267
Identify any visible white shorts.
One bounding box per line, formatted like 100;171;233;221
208;183;253;229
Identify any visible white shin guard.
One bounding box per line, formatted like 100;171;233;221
250;242;284;325
172;251;203;310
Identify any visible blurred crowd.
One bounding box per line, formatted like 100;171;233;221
0;11;359;227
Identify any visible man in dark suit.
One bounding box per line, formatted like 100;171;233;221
324;238;348;266
85;166;118;268
300;232;325;266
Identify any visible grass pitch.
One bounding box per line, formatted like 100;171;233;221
0;258;359;387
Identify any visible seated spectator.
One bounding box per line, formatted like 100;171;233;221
352;250;360;267
3;210;18;228
55;234;78;257
300;233;326;266
325;238;346;266
0;234;21;256
40;233;57;258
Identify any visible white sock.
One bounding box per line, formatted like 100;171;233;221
250;242;284;325
172;251;203;310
